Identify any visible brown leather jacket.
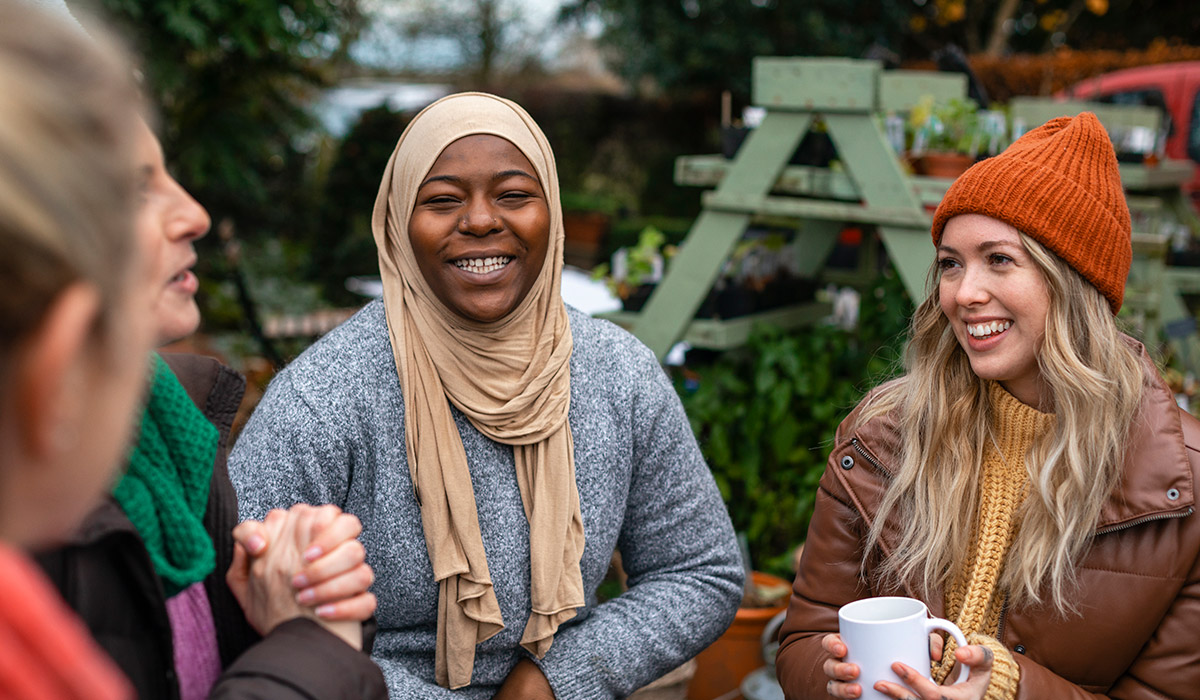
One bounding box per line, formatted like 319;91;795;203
776;357;1200;699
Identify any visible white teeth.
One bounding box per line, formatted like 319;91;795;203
454;256;512;274
967;320;1012;338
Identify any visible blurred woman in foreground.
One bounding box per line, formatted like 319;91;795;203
0;4;148;696
20;8;387;699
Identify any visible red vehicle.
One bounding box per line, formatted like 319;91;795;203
1063;61;1200;208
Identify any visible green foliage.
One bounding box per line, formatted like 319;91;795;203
675;271;912;577
309;105;412;304
99;0;363;234
910;96;981;155
98;0;366;331
559;189;623;215
591;226;672;298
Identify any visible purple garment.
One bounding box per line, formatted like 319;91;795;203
165;582;221;700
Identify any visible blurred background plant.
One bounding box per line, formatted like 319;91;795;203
909;96;981;155
675;271;913;578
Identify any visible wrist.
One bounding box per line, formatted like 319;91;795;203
319;619;363;651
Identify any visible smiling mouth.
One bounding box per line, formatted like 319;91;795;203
454;256;512;274
967;320;1012;339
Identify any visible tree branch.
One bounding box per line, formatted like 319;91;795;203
983;0;1023;56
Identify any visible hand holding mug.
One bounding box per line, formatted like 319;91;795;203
873;643;996;700
820;632;945;699
828;597;977;700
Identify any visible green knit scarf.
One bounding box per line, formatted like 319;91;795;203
114;354;217;597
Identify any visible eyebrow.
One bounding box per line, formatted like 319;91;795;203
419;169;538;189
937;239;1020;255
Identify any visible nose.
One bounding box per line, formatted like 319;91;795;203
457;197;500;237
955;264;990;307
165;176;210;243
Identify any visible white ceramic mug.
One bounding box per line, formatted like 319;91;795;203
838;596;969;700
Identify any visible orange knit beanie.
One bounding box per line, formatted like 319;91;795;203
931;112;1131;313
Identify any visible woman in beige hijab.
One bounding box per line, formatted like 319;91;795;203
231;92;743;698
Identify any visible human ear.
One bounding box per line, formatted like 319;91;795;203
12;283;103;461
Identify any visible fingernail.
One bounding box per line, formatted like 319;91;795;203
315;604;335;618
292;573;309;589
303;546;322;561
297;589;315;604
246;535;266;554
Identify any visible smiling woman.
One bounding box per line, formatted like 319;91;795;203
408;133;550;323
777;113;1200;700
935;215;1051;407
229;92;744;700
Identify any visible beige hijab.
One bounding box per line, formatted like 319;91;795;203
370;93;585;689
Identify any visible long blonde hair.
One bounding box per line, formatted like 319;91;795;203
860;233;1148;613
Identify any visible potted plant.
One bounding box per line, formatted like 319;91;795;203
908;96;982;178
591;226;674;312
560;189;621;268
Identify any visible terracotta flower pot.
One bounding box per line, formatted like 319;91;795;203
687;571;790;700
562;210;610;269
912;152;976;180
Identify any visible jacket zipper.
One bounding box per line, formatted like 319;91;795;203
850;437;890;475
1095;507;1194;535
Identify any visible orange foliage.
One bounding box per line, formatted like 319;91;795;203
906;43;1200;103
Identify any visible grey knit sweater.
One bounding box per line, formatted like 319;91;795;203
228;300;743;699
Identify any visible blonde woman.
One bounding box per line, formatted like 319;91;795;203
0;3;148;697
776;112;1200;700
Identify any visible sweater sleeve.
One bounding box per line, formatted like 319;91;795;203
223;372;388;698
533;345;744;700
228;370;351;520
210;619;385;699
371;657;470;699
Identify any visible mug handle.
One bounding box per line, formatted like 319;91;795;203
925;618;970;685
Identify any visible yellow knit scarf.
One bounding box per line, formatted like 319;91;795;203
933;382;1054;698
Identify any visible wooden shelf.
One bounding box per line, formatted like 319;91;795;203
675;155;952;208
599;301;831;350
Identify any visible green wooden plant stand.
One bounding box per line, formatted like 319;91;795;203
610;57;1200;376
608;57;965;360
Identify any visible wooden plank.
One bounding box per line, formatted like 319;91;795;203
878;70;967;112
826;113;932;301
1120;160;1195;191
703;191;932;228
791;220;842;278
1010;96;1162;132
753;57;878;113
675;155;952;206
601;302;832;350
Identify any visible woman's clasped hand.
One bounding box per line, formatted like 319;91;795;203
821;633;997;700
228;504;376;648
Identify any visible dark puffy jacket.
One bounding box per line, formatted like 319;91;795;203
36;353;386;699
